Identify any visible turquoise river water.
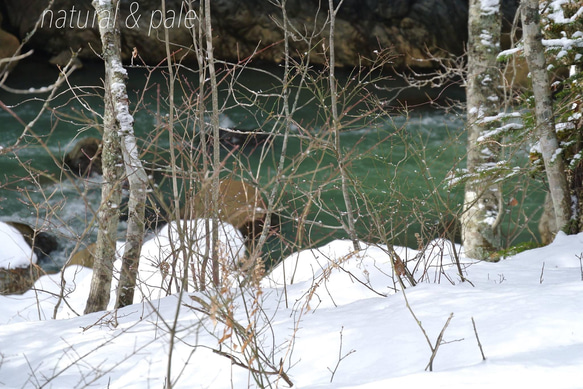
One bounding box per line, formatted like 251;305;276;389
0;57;545;270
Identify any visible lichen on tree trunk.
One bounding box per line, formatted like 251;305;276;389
461;0;503;260
85;0;148;313
84;83;123;314
521;0;571;234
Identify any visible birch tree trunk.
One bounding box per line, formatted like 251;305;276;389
85;0;148;313
521;0;571;233
84;74;123;314
461;0;503;260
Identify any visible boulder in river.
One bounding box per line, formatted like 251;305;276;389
4;221;59;262
219;127;271;150
0;11;20;73
181;178;279;248
63;137;102;176
67;242;96;268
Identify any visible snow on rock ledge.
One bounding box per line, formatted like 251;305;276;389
0;221;37;269
0;221;39;295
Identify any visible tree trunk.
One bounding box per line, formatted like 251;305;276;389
97;0;148;308
461;0;503;260
521;0;571;232
85;0;148;313
538;192;556;245
84;77;123;314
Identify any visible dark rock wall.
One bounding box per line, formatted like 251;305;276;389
2;0;519;69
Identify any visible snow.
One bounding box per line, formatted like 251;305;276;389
477;122;524;142
479;30;496;48
557;121;576;132
551;147;564;163
545;0;583;25
0;219;245;321
478;111;522;124
1;226;583;388
542;0;583;56
480;74;492;86
497;47;521;59
543;37;583;50
480;0;500;16
0;221;37;268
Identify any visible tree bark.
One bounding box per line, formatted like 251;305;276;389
521;0;571;233
84;77;123;314
461;0;503;260
94;0;148;308
85;0;148;313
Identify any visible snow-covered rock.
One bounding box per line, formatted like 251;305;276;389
0;221;37;269
0;219;246;317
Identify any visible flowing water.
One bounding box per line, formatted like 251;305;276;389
0;57;545;270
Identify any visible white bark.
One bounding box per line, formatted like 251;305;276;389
521;0;571;232
461;0;503;259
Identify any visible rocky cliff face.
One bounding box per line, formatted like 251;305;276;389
1;0;518;69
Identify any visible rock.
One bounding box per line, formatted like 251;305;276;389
0;265;43;295
4;221;59;262
219;128;271;150
67;243;96;268
238;212;280;246
49;50;83;68
181;178;279;246
0;221;41;294
0;220;58;294
0;12;20;73
0;221;37;267
63;136;277;248
63;137;102;176
1;0;520;71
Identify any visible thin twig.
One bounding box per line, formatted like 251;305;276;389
213;349;294;387
425;312;454;371
471;317;486;361
327;326;356;383
1;57;78;94
0;49;33;66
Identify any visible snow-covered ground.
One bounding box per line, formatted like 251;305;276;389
1;228;582;388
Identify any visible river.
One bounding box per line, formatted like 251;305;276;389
0;56;545;270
